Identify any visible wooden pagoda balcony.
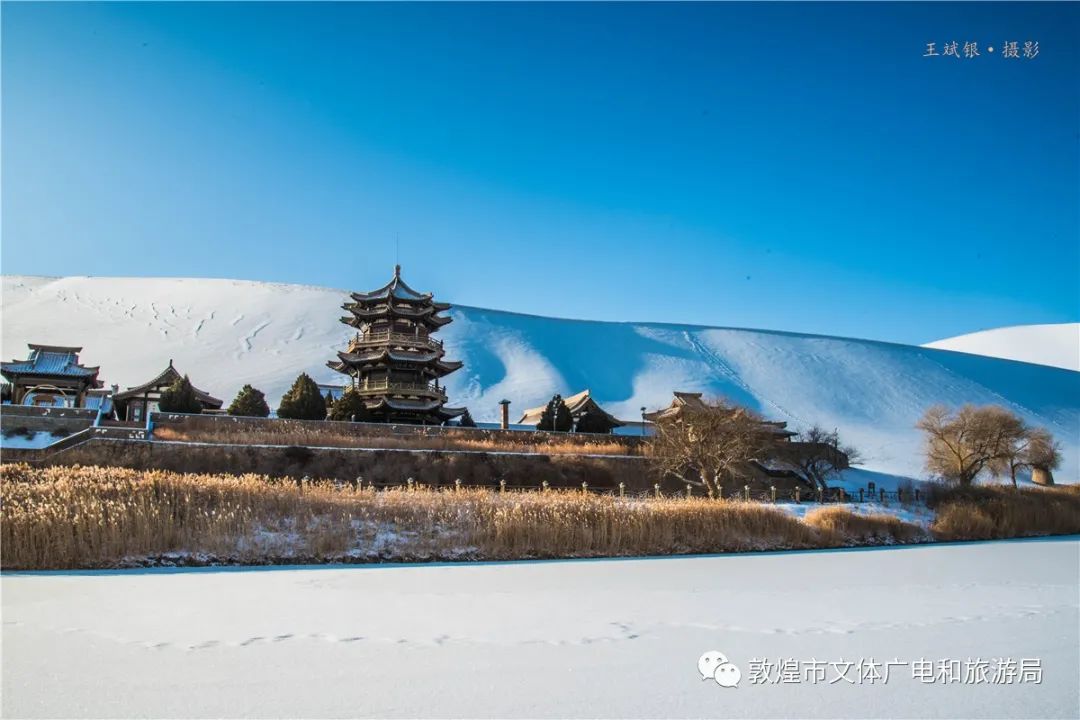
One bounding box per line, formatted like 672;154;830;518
354;379;448;402
352;330;443;350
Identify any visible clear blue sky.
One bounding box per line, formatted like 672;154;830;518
3;2;1077;344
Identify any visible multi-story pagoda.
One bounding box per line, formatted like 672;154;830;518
327;265;465;424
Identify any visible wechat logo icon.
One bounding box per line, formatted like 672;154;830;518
698;650;741;688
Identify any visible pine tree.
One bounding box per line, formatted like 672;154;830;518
328;387;370;422
457;408;477;428
324;390;336;411
158;375;203;414
277;373;327;420
536;394;573;432
575;409;613;434
227;384;270;417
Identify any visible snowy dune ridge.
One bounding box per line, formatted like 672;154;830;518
925;323;1080;372
2;275;1077;482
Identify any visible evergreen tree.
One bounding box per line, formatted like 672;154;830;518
536;394;573;432
575;409;614;434
158;375;203;414
324;390;336;411
227;384;270;417
328;387;370;422
457;408;477;428
277;373;327;420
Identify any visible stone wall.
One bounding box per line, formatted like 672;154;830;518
15;437;655;491
1;405;96;436
151;412;646;454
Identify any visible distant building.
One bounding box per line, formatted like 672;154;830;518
518;390;625;434
0;344;102;407
644;391;796;440
112;361;223;422
327;265;466;425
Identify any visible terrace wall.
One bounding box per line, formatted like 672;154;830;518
13;437;652;490
1;405;97;436
151;412;647;454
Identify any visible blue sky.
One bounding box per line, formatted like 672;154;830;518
2;2;1077;344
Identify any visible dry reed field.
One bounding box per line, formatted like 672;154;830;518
153;424;636;457
2;464;1076;570
926;483;1080;540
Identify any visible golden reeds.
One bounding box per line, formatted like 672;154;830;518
3;464;1076;570
927;483;1080;540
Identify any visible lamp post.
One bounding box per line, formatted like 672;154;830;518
640;406;646;437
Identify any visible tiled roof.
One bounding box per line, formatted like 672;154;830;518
1;346;100;379
518;390;624;426
113;362;223;408
644;391;797;437
349;265;434;303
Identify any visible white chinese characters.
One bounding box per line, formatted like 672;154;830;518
924;40;1040;59
744;657;1043;686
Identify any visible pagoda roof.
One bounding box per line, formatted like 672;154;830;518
331;348;462;373
348;265;445;305
366;396;466;420
369;396;444;412
113;361;223;408
340;304;453;326
518;389;624;427
1;344;101;380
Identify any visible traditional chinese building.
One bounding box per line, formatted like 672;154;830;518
112;361;223;422
327;265;465;424
0;344;102;407
644;391;796;440
518;389;625;434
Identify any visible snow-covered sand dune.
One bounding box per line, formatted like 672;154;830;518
2;275;1078;481
3;538;1077;718
925;323;1080;372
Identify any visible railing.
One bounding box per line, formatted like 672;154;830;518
352;331;443;349
354;380;447;398
297;478;927;506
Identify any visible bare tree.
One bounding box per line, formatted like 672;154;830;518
993;425;1062;487
917;404;1033;486
984;410;1027;487
783;425;862;491
648;399;777;495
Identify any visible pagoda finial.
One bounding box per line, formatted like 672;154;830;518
394;263;401;279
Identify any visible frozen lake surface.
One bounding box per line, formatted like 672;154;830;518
3;538;1078;718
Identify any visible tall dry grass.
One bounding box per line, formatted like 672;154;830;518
803;506;930;545
927;483;1080;540
1;464;825;569
153;425;636;457
4;465;1076;570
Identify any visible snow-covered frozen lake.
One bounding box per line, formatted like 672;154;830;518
3;538;1078;719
